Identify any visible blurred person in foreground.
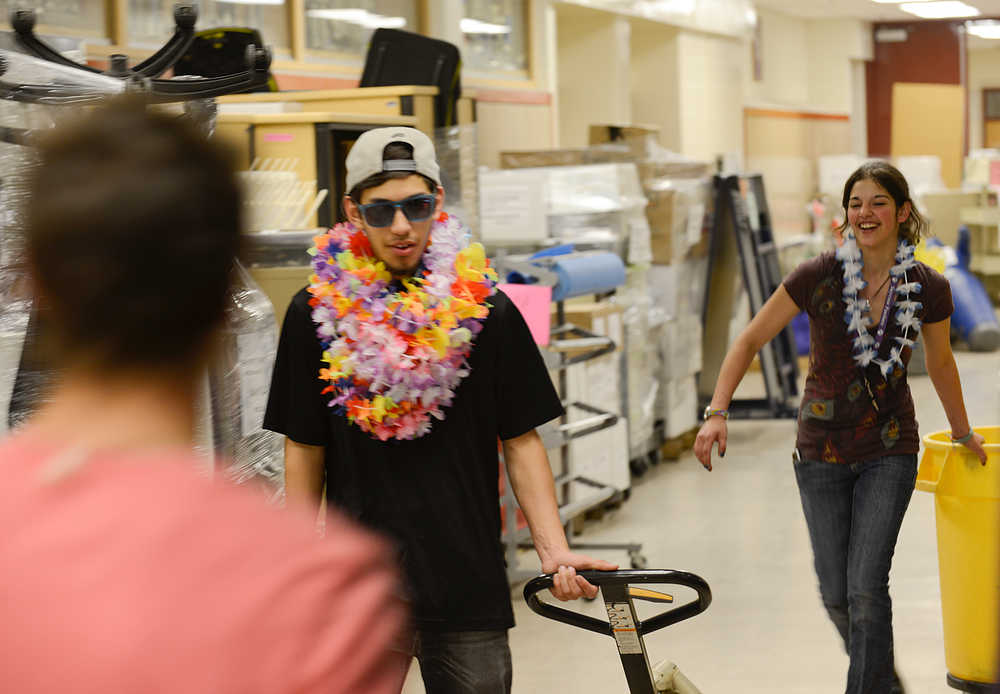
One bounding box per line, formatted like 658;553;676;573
0;100;409;693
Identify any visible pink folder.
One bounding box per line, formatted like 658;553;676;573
498;283;552;346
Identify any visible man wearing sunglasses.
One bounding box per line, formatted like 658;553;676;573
264;127;615;693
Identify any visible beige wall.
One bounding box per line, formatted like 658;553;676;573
746;112;853;238
477;1;862;200
733;11;866;237
807;26;850;113
677;31;746;163
968;46;1000;152
554;3;632;147
746;11;869;114
476;102;556;169
630;19;681;151
746;8;810;107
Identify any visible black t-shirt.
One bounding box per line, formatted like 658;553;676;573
264;287;563;632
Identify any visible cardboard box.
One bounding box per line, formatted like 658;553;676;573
565;351;622;416
649;261;708;320
662;375;698;439
637;160;712;183
569;419;630;497
500;148;589;169
644;180;711;265
646;187;680;264
648;264;680;317
658;314;703;381
499;147;633;170
589;124;661;160
550;301;626;354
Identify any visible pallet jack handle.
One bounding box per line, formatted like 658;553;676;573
523;569;712;637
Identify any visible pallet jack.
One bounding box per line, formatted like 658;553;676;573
524;570;711;694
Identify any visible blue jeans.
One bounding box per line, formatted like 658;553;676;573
414;630;512;694
794;454;917;694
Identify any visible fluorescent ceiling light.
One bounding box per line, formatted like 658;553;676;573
871;1;933;4
900;1;981;18
305;8;406;28
643;0;695;13
875;27;909;41
460;18;511;34
968;19;1000;38
215;0;284;5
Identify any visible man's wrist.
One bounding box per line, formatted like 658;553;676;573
535;541;570;566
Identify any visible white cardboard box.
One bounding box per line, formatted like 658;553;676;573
663;375;698;439
570;418;630;497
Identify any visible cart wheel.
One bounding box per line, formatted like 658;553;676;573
629;553;648;570
629;457;648;478
647;449;662;467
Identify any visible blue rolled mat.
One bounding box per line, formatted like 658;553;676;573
549;252;627;301
933;230;1000;352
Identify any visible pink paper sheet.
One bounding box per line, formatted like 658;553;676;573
498;283;552;346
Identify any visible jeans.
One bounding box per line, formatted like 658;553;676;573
414;630;512;694
794;453;917;694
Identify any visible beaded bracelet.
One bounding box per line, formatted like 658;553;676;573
950;430;974;444
703;406;730;421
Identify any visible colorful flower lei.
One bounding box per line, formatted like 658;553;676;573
836;227;922;378
307;212;498;441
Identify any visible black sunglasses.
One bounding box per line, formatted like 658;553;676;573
356;193;436;228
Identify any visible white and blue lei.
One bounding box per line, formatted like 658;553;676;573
835;228;922;378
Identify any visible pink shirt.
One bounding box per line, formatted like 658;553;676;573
0;436;410;693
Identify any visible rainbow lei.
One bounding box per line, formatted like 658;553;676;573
837;227;922;378
307;212;498;441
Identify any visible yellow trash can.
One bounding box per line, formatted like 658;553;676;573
916;426;1000;691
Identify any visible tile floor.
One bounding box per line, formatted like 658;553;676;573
402;349;1000;693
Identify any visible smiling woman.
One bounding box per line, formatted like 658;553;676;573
840;161;928;248
695;160;985;694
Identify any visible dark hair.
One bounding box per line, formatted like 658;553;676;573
346;141;437;203
838;160;928;245
25;98;243;373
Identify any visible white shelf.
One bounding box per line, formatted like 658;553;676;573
970;253;1000;275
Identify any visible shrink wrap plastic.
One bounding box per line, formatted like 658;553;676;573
0;54;282;495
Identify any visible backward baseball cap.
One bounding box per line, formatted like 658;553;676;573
345;126;441;192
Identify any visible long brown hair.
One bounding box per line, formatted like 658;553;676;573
837;161;928;245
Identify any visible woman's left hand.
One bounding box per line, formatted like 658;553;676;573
962;432;988;465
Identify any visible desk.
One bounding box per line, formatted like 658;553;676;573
217;85;468;135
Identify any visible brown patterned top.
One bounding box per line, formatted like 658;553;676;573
783;252;952;464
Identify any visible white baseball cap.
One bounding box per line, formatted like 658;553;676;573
345;126;441;192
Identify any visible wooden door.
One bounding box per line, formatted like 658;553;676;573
984;88;1000;149
891;82;964;188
